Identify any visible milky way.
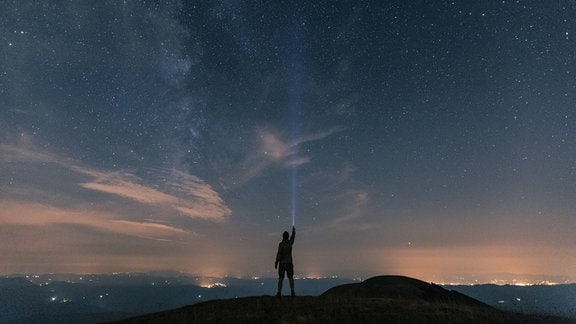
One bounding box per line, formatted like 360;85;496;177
1;1;575;283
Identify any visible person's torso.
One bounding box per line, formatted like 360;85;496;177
278;240;293;263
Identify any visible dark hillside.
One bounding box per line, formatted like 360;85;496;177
115;275;572;323
322;275;487;307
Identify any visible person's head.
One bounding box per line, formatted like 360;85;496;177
282;231;289;240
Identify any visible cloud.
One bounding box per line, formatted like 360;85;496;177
74;167;231;222
259;130;292;161
331;189;369;224
231;126;344;186
109;220;188;241
1;143;232;223
0;200;187;241
294;127;346;145
295;163;374;232
0;140;59;164
259;126;343;165
79;171;176;205
306;188;372;233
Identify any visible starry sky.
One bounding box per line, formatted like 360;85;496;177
1;0;575;283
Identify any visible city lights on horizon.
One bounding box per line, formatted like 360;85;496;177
9;271;573;286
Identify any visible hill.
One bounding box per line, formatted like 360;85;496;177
114;275;572;323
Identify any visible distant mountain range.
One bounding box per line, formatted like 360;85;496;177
1;273;574;323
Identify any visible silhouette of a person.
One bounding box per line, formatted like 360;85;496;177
275;226;296;297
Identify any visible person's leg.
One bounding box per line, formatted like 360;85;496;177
277;277;283;297
277;263;285;296
287;263;295;296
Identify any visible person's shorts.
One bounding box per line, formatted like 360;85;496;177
278;262;294;279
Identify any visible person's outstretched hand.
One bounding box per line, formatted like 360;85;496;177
292;226;295;232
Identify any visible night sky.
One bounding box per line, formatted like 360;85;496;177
1;1;575;283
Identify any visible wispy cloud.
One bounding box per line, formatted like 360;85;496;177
294;127;345;145
1;143;232;224
79;170;177;205
259;126;344;166
231;126;344;186
298;164;374;232
331;189;369;225
1;140;61;164
0;200;187;241
75;167;231;222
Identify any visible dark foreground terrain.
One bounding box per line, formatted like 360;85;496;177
115;276;573;323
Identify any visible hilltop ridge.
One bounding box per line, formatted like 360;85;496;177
115;275;571;323
322;275;487;306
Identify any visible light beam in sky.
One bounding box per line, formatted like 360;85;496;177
291;166;297;226
288;10;303;227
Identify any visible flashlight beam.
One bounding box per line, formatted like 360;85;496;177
291;166;297;226
288;10;303;227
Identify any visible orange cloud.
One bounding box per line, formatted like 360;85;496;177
76;168;231;222
2;143;231;222
0;200;187;240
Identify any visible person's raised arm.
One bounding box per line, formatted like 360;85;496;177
290;226;296;244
